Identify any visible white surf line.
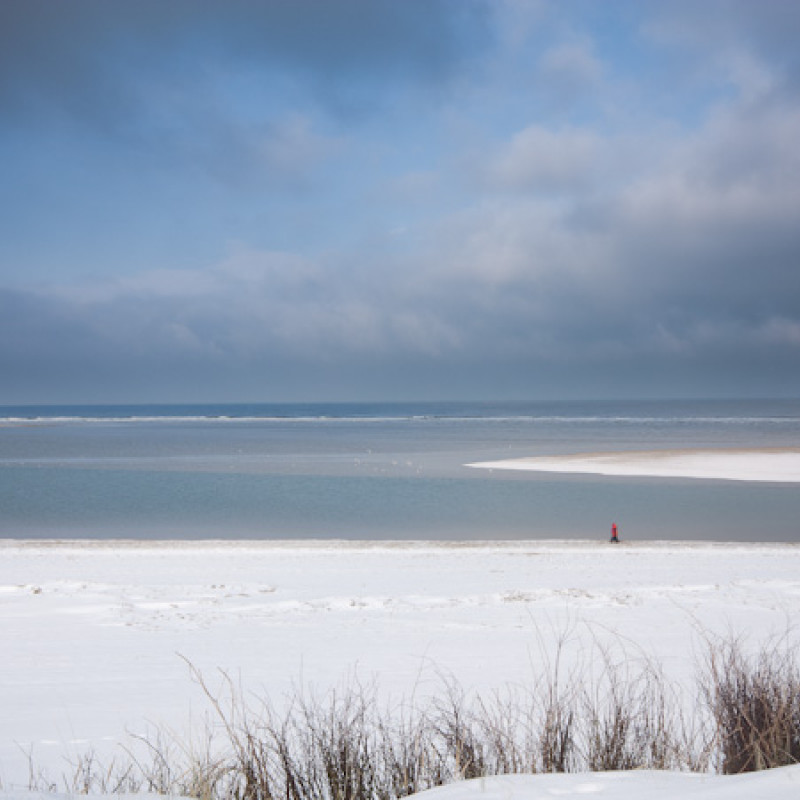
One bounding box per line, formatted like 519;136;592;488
466;448;800;483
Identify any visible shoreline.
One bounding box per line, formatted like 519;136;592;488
2;537;799;551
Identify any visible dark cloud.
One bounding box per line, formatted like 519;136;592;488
0;0;492;204
645;0;800;103
649;0;800;56
0;0;490;128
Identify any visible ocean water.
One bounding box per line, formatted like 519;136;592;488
1;399;799;542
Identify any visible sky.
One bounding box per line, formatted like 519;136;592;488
1;0;799;404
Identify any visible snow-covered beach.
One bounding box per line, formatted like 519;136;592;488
2;539;800;795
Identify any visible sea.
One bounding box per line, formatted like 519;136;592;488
1;399;799;542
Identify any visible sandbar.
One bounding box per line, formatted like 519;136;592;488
467;448;800;483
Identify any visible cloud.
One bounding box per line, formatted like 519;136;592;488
645;0;800;59
536;40;604;111
186;113;344;190
34;247;463;366
643;0;800;103
482;124;602;193
0;1;491;201
0;0;491;128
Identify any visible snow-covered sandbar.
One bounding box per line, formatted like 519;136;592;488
467;448;800;483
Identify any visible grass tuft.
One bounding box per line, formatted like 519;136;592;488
703;636;800;774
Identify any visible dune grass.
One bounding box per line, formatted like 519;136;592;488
18;635;800;798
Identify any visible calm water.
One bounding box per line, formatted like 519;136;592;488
1;400;799;541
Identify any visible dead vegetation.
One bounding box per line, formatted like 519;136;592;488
19;635;800;798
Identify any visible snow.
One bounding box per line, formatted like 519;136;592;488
466;449;800;483
2;539;800;797
4;769;800;800
413;768;800;800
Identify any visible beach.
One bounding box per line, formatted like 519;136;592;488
2;538;799;791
